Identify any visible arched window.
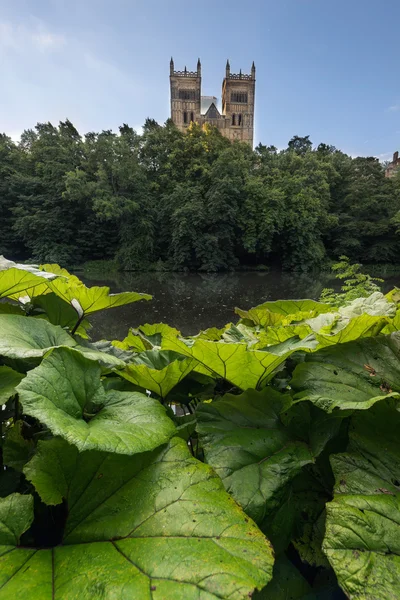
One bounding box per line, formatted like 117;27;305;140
238;114;242;126
190;112;194;122
232;114;236;126
183;111;188;124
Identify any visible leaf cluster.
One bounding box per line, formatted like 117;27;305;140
1;259;400;598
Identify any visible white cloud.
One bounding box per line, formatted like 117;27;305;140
388;104;400;112
31;31;66;51
376;152;393;162
0;16;148;138
0;19;65;54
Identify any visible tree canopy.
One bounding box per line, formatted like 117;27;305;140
1;121;400;271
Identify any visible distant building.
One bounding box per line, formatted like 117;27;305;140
385;151;400;178
169;58;255;147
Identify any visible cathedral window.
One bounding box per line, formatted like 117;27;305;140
190;112;194;122
231;92;248;103
238;114;242;126
179;89;196;101
232;114;236;126
183;111;188;124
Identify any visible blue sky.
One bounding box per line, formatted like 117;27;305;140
0;0;399;159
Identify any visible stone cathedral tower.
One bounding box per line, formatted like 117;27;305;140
170;58;255;147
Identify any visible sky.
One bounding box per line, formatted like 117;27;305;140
0;0;399;159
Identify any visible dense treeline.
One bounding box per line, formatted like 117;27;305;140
1;118;400;271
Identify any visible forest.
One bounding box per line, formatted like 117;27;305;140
1;118;400;272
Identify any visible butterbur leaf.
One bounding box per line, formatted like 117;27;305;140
0;268;49;300
138;323;181;346
162;335;297;390
313;314;389;347
16;347;175;454
113;330;149;352
291;333;400;412
13;437;274;599
3;421;34;472
74;340;128;368
120;349;197;397
40;263;82;285
196;388;314;522
0;493;33;545
46;277;151;318
0;366;24;404
32;292;91;337
0;314;76;359
0;303;25;316
235;299;333;327
323;402;400;599
114;323;181;353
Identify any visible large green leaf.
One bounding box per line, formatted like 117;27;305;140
46;278;151;318
16;347;175;455
0;366;24;404
0;303;25;316
3;422;34;472
196;388;314;522
291;333;400;412
114;323;182;353
32;292;91;337
0;268;49;300
2;437;275;599
120;350;197;398
0;493;34;545
0;314;76;359
323;402;400;599
0;315;122;368
162;335;296;390
235;299;333;328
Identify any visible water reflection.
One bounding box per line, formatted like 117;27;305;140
81;270;333;340
81;269;400;341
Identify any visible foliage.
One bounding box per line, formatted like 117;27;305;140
2;259;400;598
320;255;384;307
2;121;400;272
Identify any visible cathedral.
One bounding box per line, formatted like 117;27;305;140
169;58;255;147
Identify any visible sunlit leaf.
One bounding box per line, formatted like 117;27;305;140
235;299;333;328
291;333;400;412
0;314;76;359
162;334;298;390
16;347;175;455
120;349;197;397
0;268;49;300
3;437;276;599
32;292;91;337
46;278;151;319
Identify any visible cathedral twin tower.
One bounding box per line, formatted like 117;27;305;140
170;58;256;147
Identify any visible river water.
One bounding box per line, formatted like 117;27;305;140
83;269;400;341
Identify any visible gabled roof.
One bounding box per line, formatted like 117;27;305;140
201;96;218;114
204;102;221;119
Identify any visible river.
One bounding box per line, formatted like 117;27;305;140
81;269;400;341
